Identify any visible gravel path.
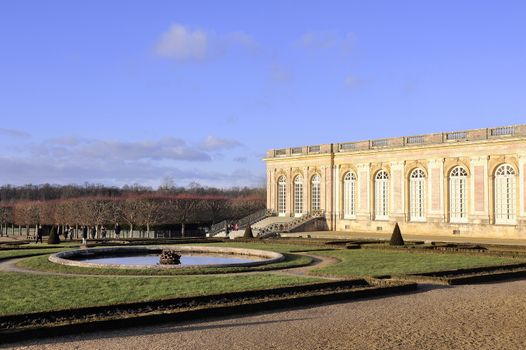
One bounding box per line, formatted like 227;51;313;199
5;279;526;350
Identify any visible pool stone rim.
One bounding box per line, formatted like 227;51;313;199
48;245;285;269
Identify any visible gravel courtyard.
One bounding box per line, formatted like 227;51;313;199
6;279;526;350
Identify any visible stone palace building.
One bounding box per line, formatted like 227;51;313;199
264;124;526;239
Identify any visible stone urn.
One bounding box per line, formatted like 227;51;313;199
159;249;182;265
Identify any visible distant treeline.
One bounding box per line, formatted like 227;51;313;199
0;183;266;204
0;184;267;236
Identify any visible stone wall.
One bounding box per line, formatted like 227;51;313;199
265;124;526;239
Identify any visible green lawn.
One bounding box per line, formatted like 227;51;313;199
0;247;70;260
5;241;524;317
0;272;321;316
311;249;525;277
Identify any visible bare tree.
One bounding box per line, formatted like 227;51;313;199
79;198;116;238
136;196;166;236
203;196;230;225
230;195;266;220
0;205;13;236
14;201;41;237
115;196;144;236
167;195;202;237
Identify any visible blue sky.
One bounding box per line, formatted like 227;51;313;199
0;1;525;188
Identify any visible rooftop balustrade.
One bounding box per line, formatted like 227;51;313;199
266;124;526;158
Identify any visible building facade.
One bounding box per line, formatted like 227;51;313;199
264;125;526;239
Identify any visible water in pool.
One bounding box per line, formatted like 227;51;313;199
80;254;264;266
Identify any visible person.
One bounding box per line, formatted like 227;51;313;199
90;226;96;239
35;225;43;244
114;223;121;239
82;225;88;245
101;226;107;239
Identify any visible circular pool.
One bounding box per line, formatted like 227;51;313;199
48;246;285;269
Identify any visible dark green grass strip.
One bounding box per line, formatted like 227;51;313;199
310;249;526;277
0;272;321;316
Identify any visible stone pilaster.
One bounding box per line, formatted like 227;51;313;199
470;156;490;224
267;169;272;210
334;165;340;220
356;163;371;220
519;155;526;224
390;161;406;221
301;167;307;214
427;159;445;222
286;168;292;216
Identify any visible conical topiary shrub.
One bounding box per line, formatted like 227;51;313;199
47;226;61;244
243;225;253;238
389;223;404;246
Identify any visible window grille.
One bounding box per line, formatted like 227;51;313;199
343;172;356;218
409;169;426;221
278;176;286;216
311;175;321;211
294;176;303;217
449;166;468;223
375;170;389;220
494;164;516;224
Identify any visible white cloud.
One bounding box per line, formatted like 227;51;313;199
0;156;264;188
0;135;261;187
270;64;293;82
299;31;355;53
233;156;248;163
201;136;242;151
0;128;31;138
226;31;258;51
32;136;211;163
154;23;258;62
155;24;209;61
344;75;362;89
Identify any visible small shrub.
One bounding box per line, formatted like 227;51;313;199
243;225;253;238
389;223;404;246
47;226;61;244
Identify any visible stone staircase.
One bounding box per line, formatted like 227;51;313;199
257;212;326;236
225;216;297;239
226;212;327;239
207;209;272;238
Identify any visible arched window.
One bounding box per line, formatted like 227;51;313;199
449;166;468;223
410;169;426;221
278;176;286;216
375;170;389;220
495;164;516;224
311;174;321;212
294;175;303;217
343;172;356;219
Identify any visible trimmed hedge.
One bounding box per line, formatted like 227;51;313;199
389;223;404;246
